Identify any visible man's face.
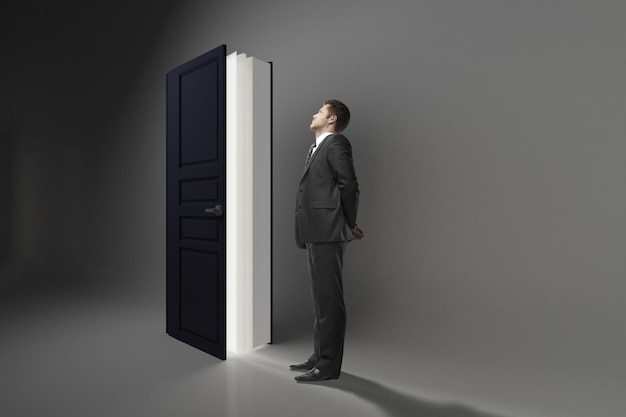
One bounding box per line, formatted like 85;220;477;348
309;104;335;132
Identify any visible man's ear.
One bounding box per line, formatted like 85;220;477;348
328;114;337;124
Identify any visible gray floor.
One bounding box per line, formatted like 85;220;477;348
0;267;622;417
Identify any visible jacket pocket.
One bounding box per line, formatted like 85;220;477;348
311;200;336;209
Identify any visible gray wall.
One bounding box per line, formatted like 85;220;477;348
2;0;625;384
0;122;14;269
1;1;177;293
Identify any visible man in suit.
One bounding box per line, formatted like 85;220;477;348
291;99;364;382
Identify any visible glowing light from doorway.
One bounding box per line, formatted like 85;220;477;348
226;52;271;355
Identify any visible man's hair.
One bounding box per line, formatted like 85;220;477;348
324;99;351;133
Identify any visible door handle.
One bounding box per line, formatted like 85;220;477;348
205;204;224;217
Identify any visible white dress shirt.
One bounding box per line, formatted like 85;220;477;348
312;131;333;155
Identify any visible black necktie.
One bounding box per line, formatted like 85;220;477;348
304;142;316;167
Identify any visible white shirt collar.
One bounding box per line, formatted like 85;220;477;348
315;131;333;149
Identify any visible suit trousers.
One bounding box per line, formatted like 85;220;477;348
305;241;349;377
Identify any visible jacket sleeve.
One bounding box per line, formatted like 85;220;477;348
326;135;359;228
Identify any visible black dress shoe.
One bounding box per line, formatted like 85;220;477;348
289;361;316;371
294;368;338;382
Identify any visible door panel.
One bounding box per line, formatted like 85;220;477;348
166;45;226;359
179;249;219;341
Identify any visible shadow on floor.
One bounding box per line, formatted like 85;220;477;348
318;372;509;417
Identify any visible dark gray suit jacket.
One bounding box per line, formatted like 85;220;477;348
295;133;359;249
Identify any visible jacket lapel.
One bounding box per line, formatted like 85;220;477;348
301;134;333;178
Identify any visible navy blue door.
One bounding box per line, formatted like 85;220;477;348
166;45;226;359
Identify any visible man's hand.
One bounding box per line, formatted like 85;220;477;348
351;225;365;240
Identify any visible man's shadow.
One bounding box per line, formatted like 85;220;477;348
314;372;510;417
